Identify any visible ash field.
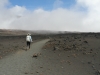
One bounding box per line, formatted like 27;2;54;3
0;29;100;75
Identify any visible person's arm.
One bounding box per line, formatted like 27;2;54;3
30;36;32;42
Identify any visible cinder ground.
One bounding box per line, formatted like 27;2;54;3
0;33;100;75
0;35;46;58
42;33;100;75
0;39;49;75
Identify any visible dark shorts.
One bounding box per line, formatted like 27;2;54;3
27;41;31;46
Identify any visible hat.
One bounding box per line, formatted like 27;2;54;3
27;33;31;35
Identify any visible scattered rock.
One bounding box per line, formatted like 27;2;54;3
61;67;64;68
60;60;65;63
53;46;59;50
97;70;100;74
67;60;71;64
40;66;43;68
92;65;95;68
67;55;70;57
88;62;92;64
25;72;28;74
74;37;77;39
53;46;56;50
84;41;88;43
36;71;39;73
72;54;77;58
66;46;71;50
95;70;100;75
38;53;41;55
33;53;38;57
90;49;93;51
0;56;2;59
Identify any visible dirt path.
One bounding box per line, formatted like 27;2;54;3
0;39;49;75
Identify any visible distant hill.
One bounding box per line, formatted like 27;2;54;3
0;29;28;36
0;29;96;36
0;29;61;36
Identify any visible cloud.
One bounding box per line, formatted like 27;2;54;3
53;0;63;9
0;0;9;8
0;0;100;32
77;0;100;32
10;8;84;31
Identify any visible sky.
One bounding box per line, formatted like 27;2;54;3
0;0;100;32
9;0;76;10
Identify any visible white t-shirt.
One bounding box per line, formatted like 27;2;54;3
26;35;32;42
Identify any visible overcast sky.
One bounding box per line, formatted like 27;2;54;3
0;0;100;32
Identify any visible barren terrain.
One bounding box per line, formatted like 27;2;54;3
0;30;100;75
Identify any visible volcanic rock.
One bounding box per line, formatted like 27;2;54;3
33;53;38;57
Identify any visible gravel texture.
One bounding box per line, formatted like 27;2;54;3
0;39;49;75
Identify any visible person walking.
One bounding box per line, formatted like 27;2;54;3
26;33;32;50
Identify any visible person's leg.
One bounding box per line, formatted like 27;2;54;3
27;41;30;49
27;41;28;46
26;41;28;50
29;42;31;49
28;42;30;49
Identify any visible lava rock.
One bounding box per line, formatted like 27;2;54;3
33;53;38;57
84;41;88;43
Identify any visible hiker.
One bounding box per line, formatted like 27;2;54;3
26;33;32;50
